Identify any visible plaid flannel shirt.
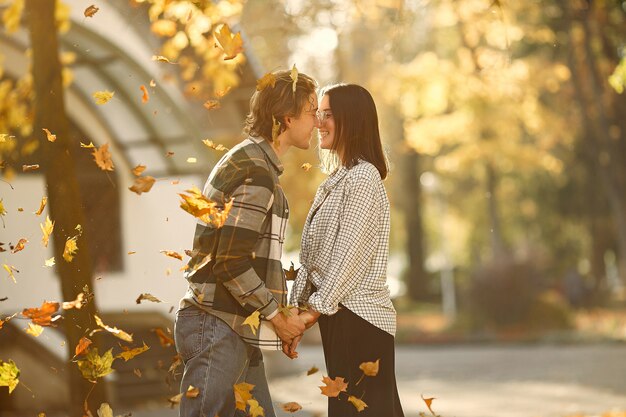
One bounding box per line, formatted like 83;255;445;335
180;136;288;350
290;160;397;335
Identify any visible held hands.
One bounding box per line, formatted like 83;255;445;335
279;308;321;359
270;307;305;344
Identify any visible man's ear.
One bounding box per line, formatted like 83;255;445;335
283;116;292;128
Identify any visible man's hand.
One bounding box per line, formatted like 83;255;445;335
299;309;321;329
282;334;302;359
271;308;305;343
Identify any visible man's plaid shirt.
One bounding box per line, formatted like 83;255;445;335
180;136;288;350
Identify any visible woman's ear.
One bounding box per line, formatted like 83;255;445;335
283;116;292;128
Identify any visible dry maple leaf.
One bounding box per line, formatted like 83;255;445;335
421;395;437;416
233;382;255;411
203;100;220;110
131;164;146;176
247;399;265;417
75;337;92;356
42;128;56;142
62;292;85;310
307;366;319;376
359;359;380;377
92;143;115;171
348;395;368;412
41;216;54;247
136;293;162;304
84;5;99;18
185;385;200;398
256;73;276;91
242;311;260;335
22;164;40;172
202;139;229;152
284;262;298;281
129;176;155;195
161;250;183;261
35;196;47;215
139;85;149;104
153;327;174;347
76;347;115;382
11;238;27;254
94;315;133;343
213;23;243;60
92;90;114;105
281;402;302;413
0;359;20;393
117;342;150;361
319;376;348;398
22;301;60;326
290;64;298;94
301;163;313;172
63;236;78;262
25;323;44;337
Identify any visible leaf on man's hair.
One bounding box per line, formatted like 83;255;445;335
256;73;276;91
290;64;298;94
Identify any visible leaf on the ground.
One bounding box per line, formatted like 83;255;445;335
84;5;99;18
11;238;27;254
62;292;85;310
93;90;114;105
44;257;55;267
422;395;437;416
22;301;60;326
301;163;312;172
76;348;115;382
213;23;243;60
131;164;146;176
75;337;92;356
178;187;233;228
160;250;183;261
94;315;133;343
281;402;302;413
290;64;298;94
34;196;47;215
42;128;56;142
203;99;220;110
256;73;276;91
129;176;155;195
3;264;18;282
348;396;368;412
63;236;78;262
284;262;298;281
0;360;20;393
117;342;149;361
247;399;264;417
359;359;380;377
140;85;149;104
25;322;44;337
202;139;228;152
136;293;162;304
242;311;260;335
40;216;54;247
307;366;319;376
22;164;40;172
319;376;348;398
185;385;200;398
92;143;114;171
233;382;255;411
153;327;174;347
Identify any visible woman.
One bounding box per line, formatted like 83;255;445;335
289;84;404;417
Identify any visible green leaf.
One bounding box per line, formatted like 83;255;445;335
0;359;20;393
76;348;115;382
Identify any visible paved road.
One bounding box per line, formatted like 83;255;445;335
265;343;626;417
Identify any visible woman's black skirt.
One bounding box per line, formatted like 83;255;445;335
318;306;405;417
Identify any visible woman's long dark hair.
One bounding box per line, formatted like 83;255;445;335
320;83;388;179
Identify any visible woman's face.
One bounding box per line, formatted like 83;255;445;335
317;94;335;150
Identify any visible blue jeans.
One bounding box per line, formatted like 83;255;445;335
174;306;277;417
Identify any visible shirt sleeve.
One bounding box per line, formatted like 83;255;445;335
212;165;279;318
307;173;380;315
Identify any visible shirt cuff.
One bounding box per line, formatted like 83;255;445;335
260;298;279;319
307;292;339;316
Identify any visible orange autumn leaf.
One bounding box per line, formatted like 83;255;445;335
75;337;92;356
117;342;150;361
140;85;149;104
131;164;146;176
319;376;348;398
129;176;156;195
179;187;233;228
233;382;255;411
34;196;47;215
135;293;162;304
84;5;99;18
94;315;133;343
281;402;302;413
185;385;200;398
256;73;276;91
11;238;27;254
284;262;298;281
359;359;380;376
41;216;54;247
168;393;183;407
22;301;60;326
22;164;40;172
160;250;183;261
203;99;220;111
348;395;368;412
63;236;78;262
213;23;243;60
153;327;174;347
92;143;114;171
42;128;56;142
422;395;437;416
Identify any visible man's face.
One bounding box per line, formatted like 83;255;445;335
284;92;319;150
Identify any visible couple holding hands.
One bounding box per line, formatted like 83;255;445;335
174;70;404;417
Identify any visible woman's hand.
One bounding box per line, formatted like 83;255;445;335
299;309;321;329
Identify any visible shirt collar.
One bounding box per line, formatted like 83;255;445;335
322;165;349;192
250;136;284;176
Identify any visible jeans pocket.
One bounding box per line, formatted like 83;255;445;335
174;307;205;363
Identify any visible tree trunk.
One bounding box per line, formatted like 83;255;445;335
25;2;107;415
485;162;506;260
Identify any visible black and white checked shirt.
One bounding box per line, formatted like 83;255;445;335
290;160;397;335
180;136;288;349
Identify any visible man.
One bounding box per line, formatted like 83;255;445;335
174;70;318;417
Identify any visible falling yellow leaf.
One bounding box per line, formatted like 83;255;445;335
248;399;265;417
92;143;115;171
256;73;276;91
84;5;99;18
0;360;20;394
80;141;95;148
132;164;146;176
290;64;298;94
117;342;150;361
359;359;380;376
94;315;133;343
140;85;149;104
76;347;115;382
213;23;243;60
127;251;136;255
178;187;233;228
160;250;183;261
63;236;78;262
42;128;56;142
151;20;177;37
34;196;47;215
25;323;44;337
185;385;200;398
168;393;183;407
187;157;197;164
2;0;23;33
97;403;113;417
242;311;260;335
152;55;177;64
93;90;114;105
135;293;162;304
41;216;54;247
307;366;319;376
22;164;40;172
3;264;18;282
75;336;92;356
347;396;368;412
202;139;228;152
153;327;174;347
11;238;28;254
233;382;255;411
203;100;220;110
129;176;156;195
319;376;348;398
281;402;302;413
44;257;55;267
22;301;60;326
62;293;85;310
301;163;313;172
